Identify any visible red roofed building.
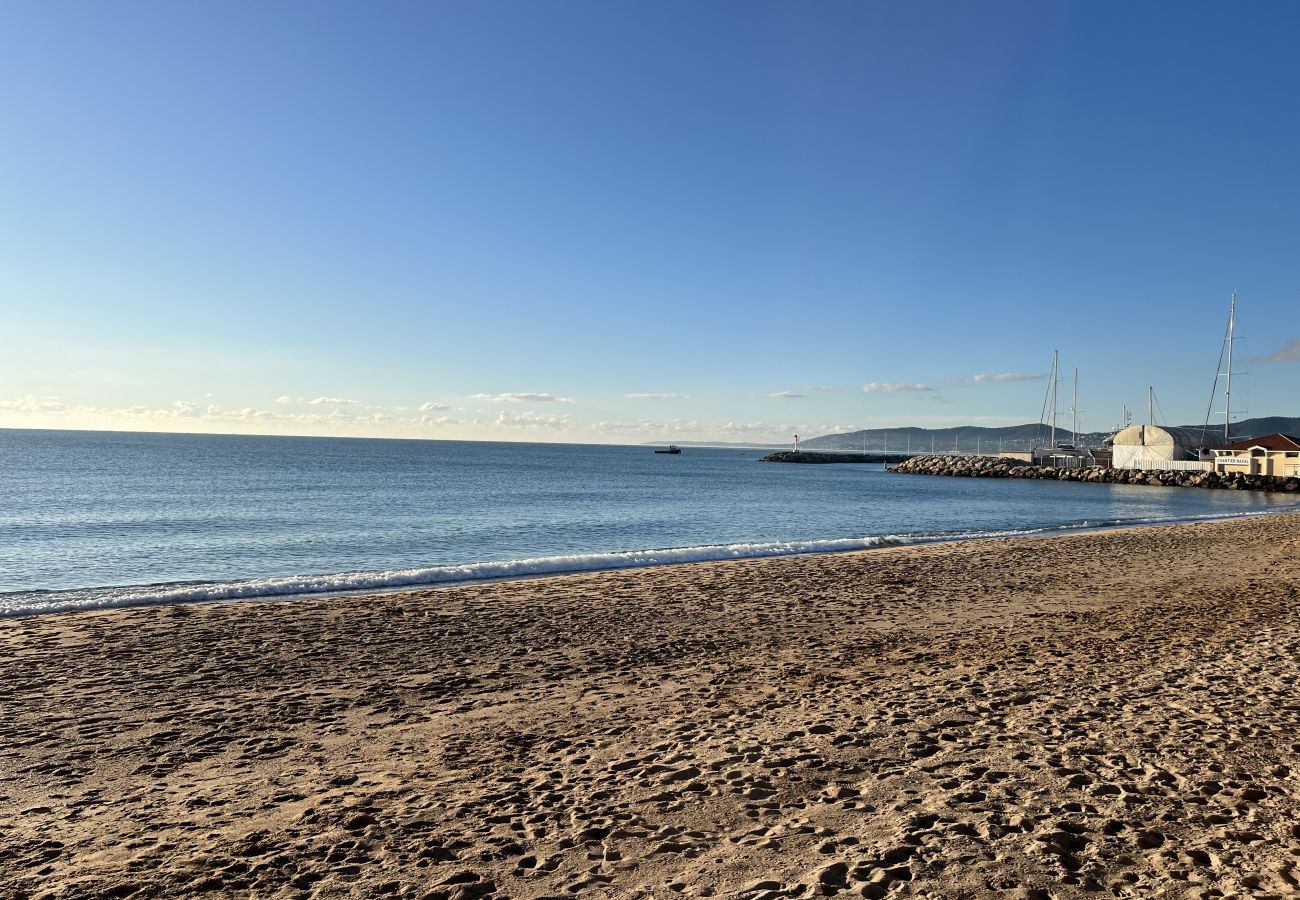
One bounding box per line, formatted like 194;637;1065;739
1211;433;1300;477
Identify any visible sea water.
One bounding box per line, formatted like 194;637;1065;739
1;428;1295;617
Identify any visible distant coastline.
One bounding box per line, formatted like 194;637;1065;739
798;415;1300;454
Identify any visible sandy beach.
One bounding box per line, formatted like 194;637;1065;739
3;514;1300;900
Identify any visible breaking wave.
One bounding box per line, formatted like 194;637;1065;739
0;508;1279;618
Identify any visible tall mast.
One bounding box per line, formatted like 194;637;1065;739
1225;292;1236;442
1072;367;1079;445
1148;386;1154;426
1050;350;1058;448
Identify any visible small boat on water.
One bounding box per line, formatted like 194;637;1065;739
655;445;681;454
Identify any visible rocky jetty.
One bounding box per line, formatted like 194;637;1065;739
760;451;914;464
890;454;1300;493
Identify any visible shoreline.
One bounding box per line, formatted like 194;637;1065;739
5;505;1298;620
4;513;1300;897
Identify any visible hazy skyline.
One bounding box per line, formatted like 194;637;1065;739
3;2;1298;444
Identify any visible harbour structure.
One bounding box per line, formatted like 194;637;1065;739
1006;350;1092;467
1109;293;1251;474
1210;433;1300;477
1109;424;1214;471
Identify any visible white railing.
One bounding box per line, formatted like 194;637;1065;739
1046;457;1091;469
1123;459;1215;473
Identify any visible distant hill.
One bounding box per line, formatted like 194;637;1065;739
1222;416;1300;439
800;417;1300;454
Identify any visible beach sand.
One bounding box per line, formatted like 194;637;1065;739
3;514;1300;899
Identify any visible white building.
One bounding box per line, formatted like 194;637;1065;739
1110;425;1212;471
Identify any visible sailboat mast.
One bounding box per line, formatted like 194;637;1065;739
1148;386;1154;426
1225;292;1236;442
1050;350;1058;448
1072;367;1079;445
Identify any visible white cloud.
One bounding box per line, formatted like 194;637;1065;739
626;392;689;400
2;393;867;445
470;392;572;404
0;395;540;438
0;395;67;413
275;395;296;404
308;396;358;405
1258;338;1300;363
766;391;805;399
719;420;782;434
493;410;571;429
965;372;1046;383
418;401;451;412
862;382;933;393
0;396;419;429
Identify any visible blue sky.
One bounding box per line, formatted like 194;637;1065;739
2;1;1298;443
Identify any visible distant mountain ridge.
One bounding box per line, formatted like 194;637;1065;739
800;416;1300;454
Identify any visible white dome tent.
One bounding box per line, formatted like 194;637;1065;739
1110;425;1212;469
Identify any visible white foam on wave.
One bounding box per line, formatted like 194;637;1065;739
1;536;907;618
0;508;1281;618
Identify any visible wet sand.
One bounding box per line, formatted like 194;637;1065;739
3;514;1300;899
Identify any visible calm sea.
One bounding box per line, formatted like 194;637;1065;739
2;428;1295;617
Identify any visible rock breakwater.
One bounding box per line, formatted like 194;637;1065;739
760;451;914;464
890;454;1300;493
